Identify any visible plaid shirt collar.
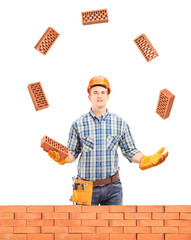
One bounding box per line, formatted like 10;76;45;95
89;108;109;120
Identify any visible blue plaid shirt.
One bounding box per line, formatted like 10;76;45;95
67;109;139;181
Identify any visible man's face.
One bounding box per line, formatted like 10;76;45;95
88;86;109;109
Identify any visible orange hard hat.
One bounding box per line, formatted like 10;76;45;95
87;75;111;94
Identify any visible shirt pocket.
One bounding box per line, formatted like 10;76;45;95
81;136;94;152
107;135;120;151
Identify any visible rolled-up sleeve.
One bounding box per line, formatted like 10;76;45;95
67;123;81;159
118;123;139;162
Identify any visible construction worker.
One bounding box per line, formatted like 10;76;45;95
48;75;168;205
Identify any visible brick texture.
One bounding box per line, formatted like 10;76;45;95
156;88;175;119
40;135;69;160
134;33;158;62
34;27;60;55
81;9;109;25
28;82;49;111
0;205;190;239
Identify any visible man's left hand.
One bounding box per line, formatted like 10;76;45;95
140;147;168;170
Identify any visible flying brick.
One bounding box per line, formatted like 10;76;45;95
156;89;175;119
134;34;158;62
34;27;60;55
28;82;49;111
81;9;109;25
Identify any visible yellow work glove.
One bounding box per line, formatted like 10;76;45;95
139;147;168;170
48;150;69;165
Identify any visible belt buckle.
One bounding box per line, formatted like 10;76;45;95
111;172;118;183
110;175;114;184
99;175;115;186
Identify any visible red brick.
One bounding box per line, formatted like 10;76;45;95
137;206;164;213
55;234;81;240
82;233;109;240
82;206;109;213
124;226;150;233
70;212;96;220
0;227;13;233
110;219;136;226
55;205;81;213
28;82;49;111
134;34;158;62
180;213;191;219
110;206;136;213
96;227;123;233
0;220;26;227
110;234;136;240
27;206;54;213
137;233;164;240
81;9;109;25
1;205;191;240
137;220;164;226
14;227;40;233
55;219;81;227
27;234;54;240
41;136;69;160
69;227;95;233
0;214;14;220
27;220;53;226
15;213;41;220
82;219;108;226
125;213;151;219
43;213;68;219
0;206;26;213
97;213;123;220
41;226;68;233
179;227;191;233
0;234;26;240
165;234;191;240
34;27;60;55
152;213;179;219
156;89;175;119
165;206;191;213
152;227;178;233
165;220;191;227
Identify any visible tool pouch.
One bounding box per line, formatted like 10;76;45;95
72;178;93;205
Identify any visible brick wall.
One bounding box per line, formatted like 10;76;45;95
0;205;191;240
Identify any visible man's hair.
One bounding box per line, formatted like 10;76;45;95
89;84;109;95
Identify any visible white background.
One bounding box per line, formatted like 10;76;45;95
0;0;190;205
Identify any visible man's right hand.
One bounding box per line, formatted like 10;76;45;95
48;150;69;165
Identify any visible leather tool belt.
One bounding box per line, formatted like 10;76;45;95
72;179;93;205
93;172;119;187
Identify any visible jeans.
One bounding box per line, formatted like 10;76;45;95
91;178;123;205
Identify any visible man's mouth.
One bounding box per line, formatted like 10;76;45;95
97;100;103;102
